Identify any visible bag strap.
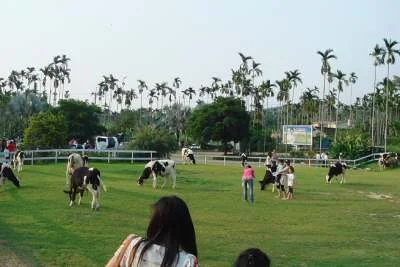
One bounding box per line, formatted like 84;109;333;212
106;234;138;267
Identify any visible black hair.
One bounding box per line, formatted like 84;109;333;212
234;248;270;267
135;196;197;266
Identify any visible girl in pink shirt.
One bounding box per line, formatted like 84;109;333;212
242;164;255;204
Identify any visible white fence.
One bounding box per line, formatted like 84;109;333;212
2;149;382;168
4;149;158;165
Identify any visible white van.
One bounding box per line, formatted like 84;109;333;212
95;136;119;150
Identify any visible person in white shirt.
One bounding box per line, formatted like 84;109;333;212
106;196;198;267
286;166;295;200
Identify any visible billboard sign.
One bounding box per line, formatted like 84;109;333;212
282;125;313;145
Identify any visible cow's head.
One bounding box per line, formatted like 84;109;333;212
1;165;20;188
138;167;152;185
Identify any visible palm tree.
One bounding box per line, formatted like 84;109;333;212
333;70;348;141
259;80;276;152
137;79;148;125
184;87;196;108
238;52;252;73
317;49;337;153
348;72;358;125
369;44;384;147
300;87;319;124
172;77;182;105
381;38;400;152
286;69;302;123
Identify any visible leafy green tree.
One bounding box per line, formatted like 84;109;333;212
329;129;371;159
24;112;67;149
129;125;177;156
187;97;249;154
53;99;105;142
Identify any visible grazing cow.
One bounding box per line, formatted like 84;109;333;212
326;162;348;184
182;148;196;164
0;163;20;188
138;160;176;189
379;153;399;169
13;150;24;172
259;169;275;191
66;153;89;185
63;167;106;210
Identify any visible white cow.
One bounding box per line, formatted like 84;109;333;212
13;150;24;172
181;148;196;164
137;160;176;189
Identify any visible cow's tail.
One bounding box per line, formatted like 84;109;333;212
98;175;107;192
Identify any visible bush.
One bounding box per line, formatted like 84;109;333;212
128;125;177;157
329;130;372;159
24;112;67;149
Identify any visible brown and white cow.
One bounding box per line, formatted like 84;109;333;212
63;167;106;210
66;153;89;185
138;160;176;189
13;150;24;173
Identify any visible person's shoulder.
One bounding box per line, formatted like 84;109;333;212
178;251;199;267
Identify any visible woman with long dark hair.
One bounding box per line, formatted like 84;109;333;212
107;196;198;267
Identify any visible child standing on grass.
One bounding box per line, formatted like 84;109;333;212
242;164;255;204
286;166;295;200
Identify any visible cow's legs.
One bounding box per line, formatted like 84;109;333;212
70;189;76;207
161;177;167;189
78;190;83;205
152;172;157;188
171;174;176;189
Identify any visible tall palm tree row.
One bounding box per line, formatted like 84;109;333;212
317;49;337;153
381;38;400;152
369;44;384;147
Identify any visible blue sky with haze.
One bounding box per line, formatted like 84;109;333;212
1;0;399;108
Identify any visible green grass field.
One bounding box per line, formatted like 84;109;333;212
1;162;399;266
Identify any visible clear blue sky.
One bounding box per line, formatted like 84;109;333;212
1;0;399;107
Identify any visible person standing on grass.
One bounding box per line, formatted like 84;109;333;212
242;164;255;204
240;152;248;167
274;160;291;199
286;166;295;200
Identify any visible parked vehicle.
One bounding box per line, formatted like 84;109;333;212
95;136;119;150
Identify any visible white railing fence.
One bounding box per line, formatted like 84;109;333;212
2;149;383;168
5;149;158;165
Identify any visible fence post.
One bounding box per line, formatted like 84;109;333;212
204;155;207;165
131;152;134;164
108;151;110;163
150;152;153;161
31;151;34;165
224;156;226;166
308;158;311;167
55;150;58;163
258;157;261;168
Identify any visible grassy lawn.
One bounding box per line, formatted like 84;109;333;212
0;162;399;266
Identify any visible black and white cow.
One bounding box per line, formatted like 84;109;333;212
138;160;176;189
66;153;89;185
182;148;196;164
0;163;20;188
13;150;24;172
63;167;106;210
259;162;278;191
326;162;348;184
